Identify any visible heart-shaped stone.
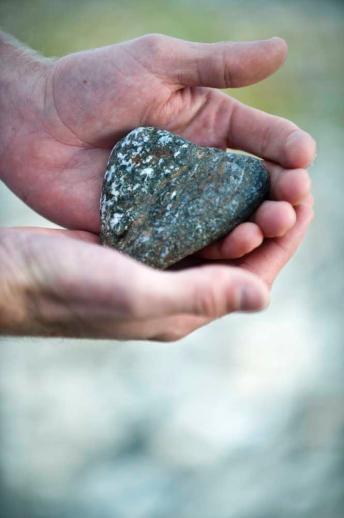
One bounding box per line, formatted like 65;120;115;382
100;127;269;269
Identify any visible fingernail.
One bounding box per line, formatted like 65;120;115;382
239;285;269;312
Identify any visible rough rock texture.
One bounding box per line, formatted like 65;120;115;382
100;127;269;269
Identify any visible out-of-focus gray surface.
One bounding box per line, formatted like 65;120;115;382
1;1;344;517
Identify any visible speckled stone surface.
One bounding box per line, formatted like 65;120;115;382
100;127;269;269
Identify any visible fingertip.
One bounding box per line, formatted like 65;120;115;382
239;278;270;312
197;222;264;260
270;36;288;46
285;130;317;169
225;37;290;88
221;222;264;258
296;199;315;224
185;265;269;316
276;169;312;205
254;201;296;238
269;36;288;62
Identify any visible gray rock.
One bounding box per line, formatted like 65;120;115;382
100;127;269;269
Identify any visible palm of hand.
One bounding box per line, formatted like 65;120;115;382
21;37;235;232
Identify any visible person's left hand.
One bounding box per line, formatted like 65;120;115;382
1;34;315;262
0;195;313;339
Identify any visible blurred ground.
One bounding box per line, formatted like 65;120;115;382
1;1;344;517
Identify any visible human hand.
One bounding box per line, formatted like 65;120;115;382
1;33;315;259
0;195;312;339
0;33;316;338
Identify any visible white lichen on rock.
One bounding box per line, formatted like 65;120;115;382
100;127;269;269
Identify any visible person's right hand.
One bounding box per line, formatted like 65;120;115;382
1;33;315;262
0;195;313;340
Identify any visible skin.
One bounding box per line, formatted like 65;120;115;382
0;33;315;340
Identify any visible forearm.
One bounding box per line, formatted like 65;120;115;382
0;32;50;182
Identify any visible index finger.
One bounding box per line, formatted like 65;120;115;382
226;98;316;168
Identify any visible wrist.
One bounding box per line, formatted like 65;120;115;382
0;229;31;335
0;228;76;337
0;32;52;182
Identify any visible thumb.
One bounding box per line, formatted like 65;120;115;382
171;36;288;88
134;265;269;319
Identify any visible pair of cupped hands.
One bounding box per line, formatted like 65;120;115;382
0;34;315;340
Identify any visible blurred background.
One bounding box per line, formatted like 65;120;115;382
0;0;343;517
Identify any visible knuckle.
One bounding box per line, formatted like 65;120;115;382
221;48;234;88
259;123;273;158
194;267;236;317
219;45;245;88
140;33;167;55
195;287;218;318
